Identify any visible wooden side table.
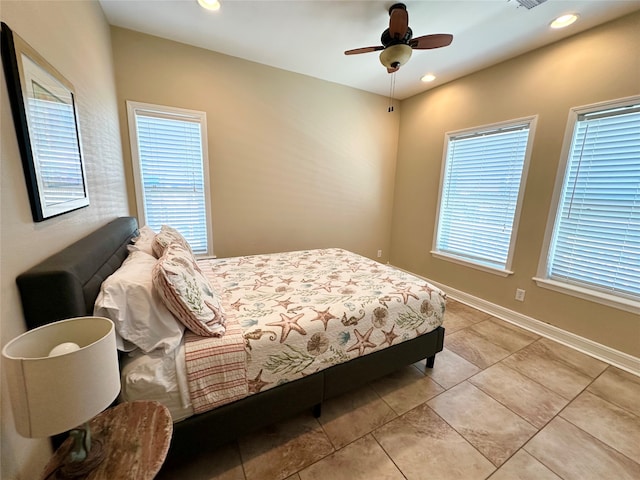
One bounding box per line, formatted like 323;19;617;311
41;401;172;480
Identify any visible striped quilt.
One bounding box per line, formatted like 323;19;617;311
184;248;446;415
184;319;246;414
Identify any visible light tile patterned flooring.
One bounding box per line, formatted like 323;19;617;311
157;300;640;480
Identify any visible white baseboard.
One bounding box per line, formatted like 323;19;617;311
394;267;640;377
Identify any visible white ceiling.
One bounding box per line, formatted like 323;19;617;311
99;0;640;100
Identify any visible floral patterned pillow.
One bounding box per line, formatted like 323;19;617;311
152;225;193;258
153;242;226;337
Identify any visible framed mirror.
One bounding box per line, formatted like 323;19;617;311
1;22;89;222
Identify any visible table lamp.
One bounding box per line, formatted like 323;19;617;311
2;317;120;479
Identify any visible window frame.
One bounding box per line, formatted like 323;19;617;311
534;95;640;314
431;116;537;276
126;100;214;256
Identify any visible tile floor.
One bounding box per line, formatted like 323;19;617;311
157;299;640;480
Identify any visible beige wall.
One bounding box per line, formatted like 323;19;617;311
390;12;640;357
0;1;129;478
1;3;638;478
110;27;399;261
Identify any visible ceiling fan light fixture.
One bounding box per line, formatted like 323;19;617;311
550;13;578;29
421;73;436;83
379;44;412;69
197;0;221;11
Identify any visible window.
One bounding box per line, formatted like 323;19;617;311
127;101;213;255
432;117;536;275
536;96;640;312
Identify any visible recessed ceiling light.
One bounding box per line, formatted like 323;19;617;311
197;0;221;11
421;73;436;83
550;14;578;29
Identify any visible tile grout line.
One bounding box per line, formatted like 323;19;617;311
581;368;640;419
370;431;409;480
421;400;502;474
301;354;494;479
237;309;635;480
433;324;565;474
552;369;640;469
406;325;635;476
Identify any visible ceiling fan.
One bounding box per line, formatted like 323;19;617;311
344;3;453;73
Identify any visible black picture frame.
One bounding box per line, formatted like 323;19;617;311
1;22;89;222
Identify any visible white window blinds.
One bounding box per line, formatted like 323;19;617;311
434;120;533;272
29;95;86;206
547;104;640;300
129;103;211;255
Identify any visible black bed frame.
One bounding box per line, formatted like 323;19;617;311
16;217;445;464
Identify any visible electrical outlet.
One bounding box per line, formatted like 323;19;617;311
515;288;526;302
377;249;382;258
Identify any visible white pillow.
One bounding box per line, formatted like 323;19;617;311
94;250;185;353
127;225;157;256
120;345;193;422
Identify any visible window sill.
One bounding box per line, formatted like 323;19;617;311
196;254;217;260
430;251;513;277
533;277;640;315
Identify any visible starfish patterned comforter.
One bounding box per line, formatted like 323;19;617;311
183;248;446;415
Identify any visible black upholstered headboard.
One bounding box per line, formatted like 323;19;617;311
17;217;138;330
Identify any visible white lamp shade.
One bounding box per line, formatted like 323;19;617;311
379;44;413;69
2;317;120;438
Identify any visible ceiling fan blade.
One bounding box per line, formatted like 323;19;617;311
410;34;453;50
344;46;384;55
389;6;408;39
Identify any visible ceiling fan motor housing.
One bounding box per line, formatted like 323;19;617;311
381;27;412;47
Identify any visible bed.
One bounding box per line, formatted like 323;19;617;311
16;216;445;464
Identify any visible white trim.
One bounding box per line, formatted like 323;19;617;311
506;116;537;272
535;105;576;279
392;265;640;377
195;255;218;260
536;94;640;299
199;113;215;257
533;277;640;315
433;115;537;273
126;100;214;256
126;101;146;226
430;251;513;277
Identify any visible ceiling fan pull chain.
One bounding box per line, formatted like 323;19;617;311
388;72;396;112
